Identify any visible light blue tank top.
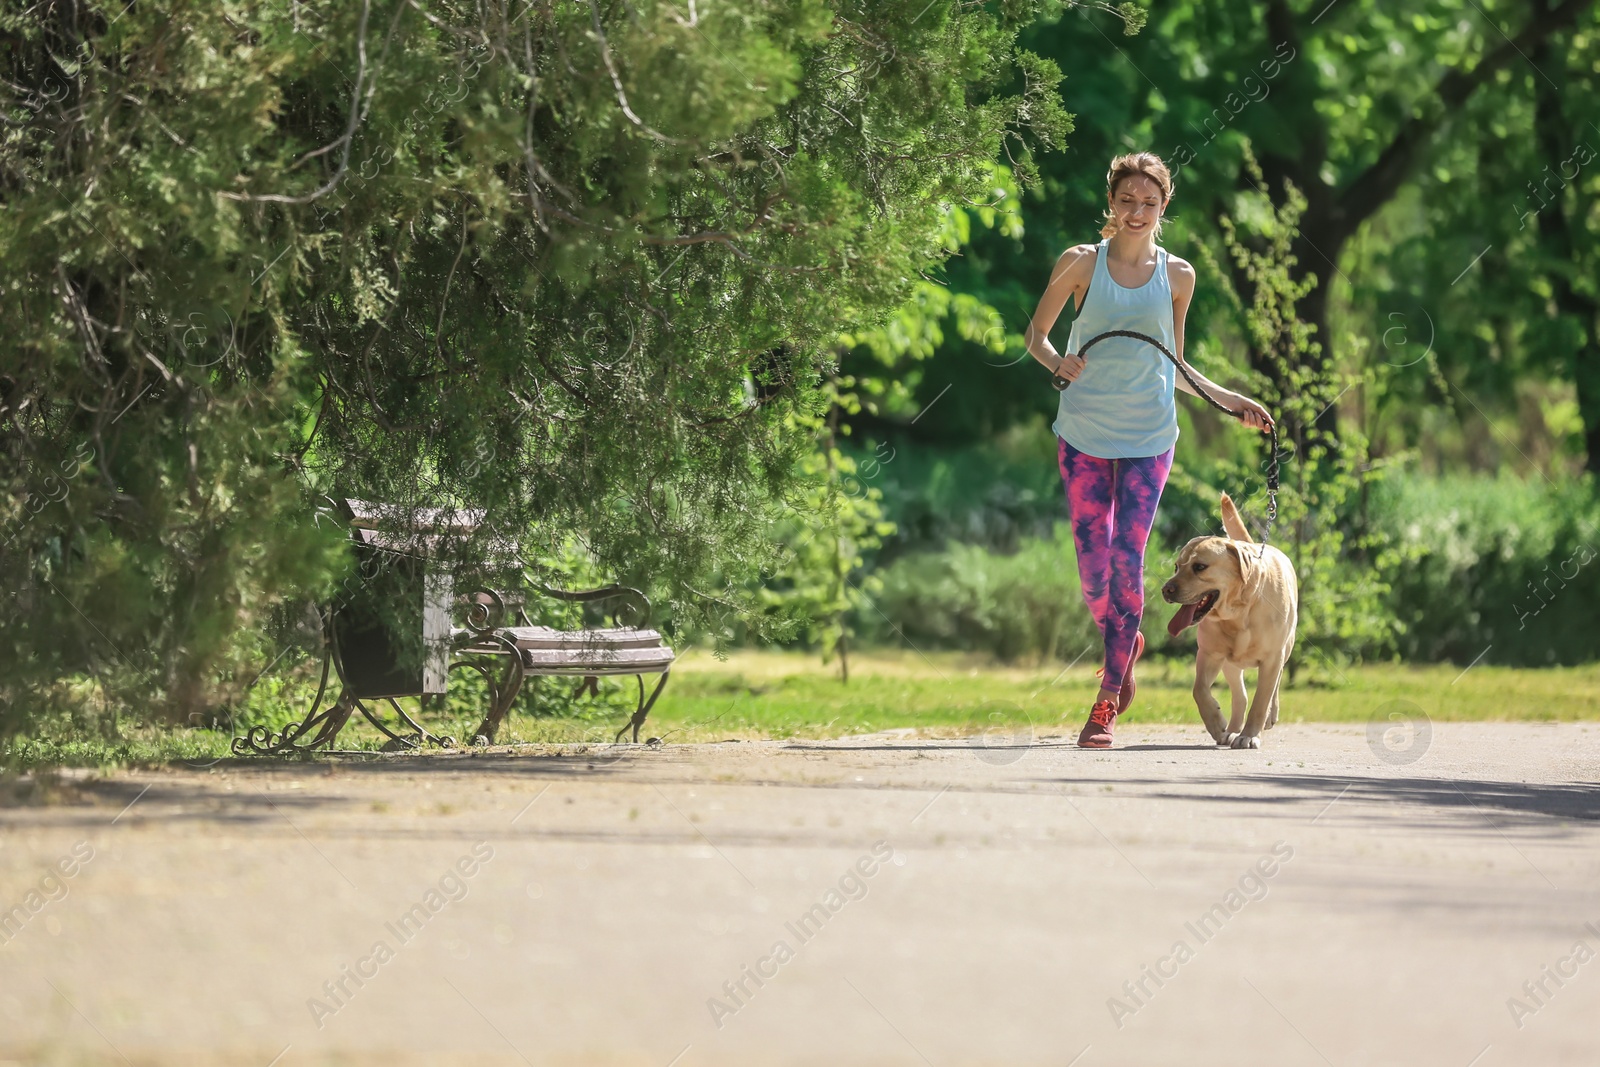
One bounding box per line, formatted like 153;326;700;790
1051;236;1180;459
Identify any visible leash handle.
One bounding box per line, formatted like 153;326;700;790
1051;328;1283;549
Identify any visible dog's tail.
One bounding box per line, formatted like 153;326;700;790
1219;492;1254;543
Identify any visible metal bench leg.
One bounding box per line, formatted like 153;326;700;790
615;669;671;744
233;644;356;755
466;634;526;745
353;698;423;750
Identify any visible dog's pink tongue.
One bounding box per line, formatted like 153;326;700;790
1168;602;1198;637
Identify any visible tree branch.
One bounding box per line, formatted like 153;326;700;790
1329;0;1594;246
219;0;383;205
586;0;683;144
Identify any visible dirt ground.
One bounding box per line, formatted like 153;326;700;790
3;721;1599;1066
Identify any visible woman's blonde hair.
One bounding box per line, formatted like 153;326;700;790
1099;151;1174;240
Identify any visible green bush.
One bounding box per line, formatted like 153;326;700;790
857;522;1177;664
1371;469;1600;666
852;468;1600;670
849;419;1065;563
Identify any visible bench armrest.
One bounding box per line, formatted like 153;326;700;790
457;587;520;633
529;582;652;628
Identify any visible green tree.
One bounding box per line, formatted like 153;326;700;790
907;0;1600;472
0;0;1070;728
734;163;1032;679
1194;141;1421;676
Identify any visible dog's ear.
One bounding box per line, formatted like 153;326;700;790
1224;541;1256;608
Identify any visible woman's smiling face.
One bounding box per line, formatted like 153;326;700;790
1109;173;1166;234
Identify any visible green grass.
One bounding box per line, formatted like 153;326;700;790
7;646;1599;769
644;646;1600;739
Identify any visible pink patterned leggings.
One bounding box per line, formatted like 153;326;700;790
1057;435;1175;691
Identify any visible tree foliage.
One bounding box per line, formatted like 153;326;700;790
0;0;1071;726
1189;141;1422;675
746;167;1032;679
903;0;1600;476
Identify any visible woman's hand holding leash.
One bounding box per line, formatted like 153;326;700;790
1051;350;1085;386
1231;395;1274;434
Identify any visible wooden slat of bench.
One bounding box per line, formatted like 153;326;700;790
341;497;486;534
451;626;675;670
354;528;521;564
353;527;452;555
450;626;665;649
499;625;665;649
517;645;675;673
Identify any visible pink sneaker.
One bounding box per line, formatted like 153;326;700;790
1077;698;1119;748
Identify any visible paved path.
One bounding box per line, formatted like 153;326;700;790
3;722;1600;1066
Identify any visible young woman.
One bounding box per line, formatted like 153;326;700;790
1024;152;1274;749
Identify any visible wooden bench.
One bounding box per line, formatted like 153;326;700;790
231;498;675;754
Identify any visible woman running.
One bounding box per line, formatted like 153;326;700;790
1024;152;1274;749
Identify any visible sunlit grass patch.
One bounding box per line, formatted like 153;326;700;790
6;647;1598;769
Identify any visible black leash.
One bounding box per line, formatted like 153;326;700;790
1051;328;1282;553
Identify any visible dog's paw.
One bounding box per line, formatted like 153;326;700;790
1219;732;1237;748
1230;733;1261;750
1266;710;1279;730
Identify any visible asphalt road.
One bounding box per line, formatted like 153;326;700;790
3;721;1599;1066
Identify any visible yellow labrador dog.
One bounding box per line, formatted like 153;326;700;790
1160;493;1298;749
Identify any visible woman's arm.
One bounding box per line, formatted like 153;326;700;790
1025;245;1094;377
1170;256;1274;431
1170;257;1227;399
